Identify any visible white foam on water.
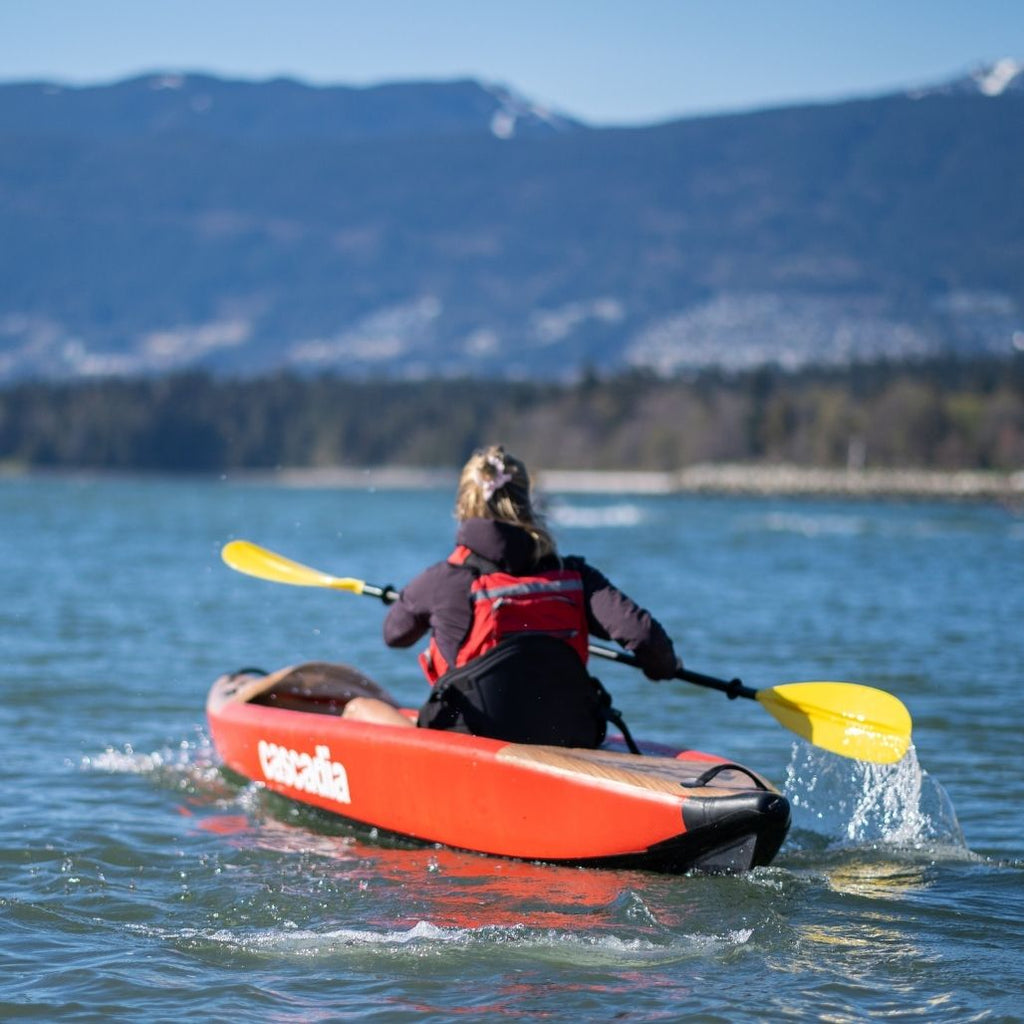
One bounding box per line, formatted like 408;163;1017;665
548;503;646;528
749;511;867;538
783;742;968;854
184;918;754;966
745;510;993;542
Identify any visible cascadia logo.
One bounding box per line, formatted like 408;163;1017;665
257;740;352;804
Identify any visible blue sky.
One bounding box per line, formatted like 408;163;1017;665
1;0;1021;123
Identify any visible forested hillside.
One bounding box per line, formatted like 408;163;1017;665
3;359;1021;474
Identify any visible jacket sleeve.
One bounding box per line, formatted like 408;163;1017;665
382;561;474;669
382;567;435;648
576;559;679;680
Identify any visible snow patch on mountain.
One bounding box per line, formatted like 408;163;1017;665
973;58;1024;96
483;82;580;138
149;74;186;91
625;294;937;374
528;299;625;345
909;58;1024;99
288;297;443;367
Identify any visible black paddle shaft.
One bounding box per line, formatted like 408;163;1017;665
366;580;757;702
587;644;759;701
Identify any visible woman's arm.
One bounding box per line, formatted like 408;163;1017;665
577;560;679;679
382;562;474;668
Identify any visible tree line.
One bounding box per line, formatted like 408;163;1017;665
1;357;1022;474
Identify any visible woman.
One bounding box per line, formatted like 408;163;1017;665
344;445;679;747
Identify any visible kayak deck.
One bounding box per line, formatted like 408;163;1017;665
206;662;791;874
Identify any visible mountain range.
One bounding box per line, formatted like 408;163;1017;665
1;62;1022;382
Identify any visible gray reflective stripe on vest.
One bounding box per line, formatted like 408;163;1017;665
470;578;584;602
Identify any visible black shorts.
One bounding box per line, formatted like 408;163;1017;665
417;634;610;748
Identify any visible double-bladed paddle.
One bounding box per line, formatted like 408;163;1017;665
221;538;912;764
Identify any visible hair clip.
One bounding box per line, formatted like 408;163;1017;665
479;454;513;501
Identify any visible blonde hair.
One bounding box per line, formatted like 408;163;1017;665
454;445;556;559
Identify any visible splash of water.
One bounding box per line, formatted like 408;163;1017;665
783;742;966;851
79;728;226;794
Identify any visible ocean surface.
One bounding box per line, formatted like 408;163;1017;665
2;475;1022;1022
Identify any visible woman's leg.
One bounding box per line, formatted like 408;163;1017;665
342;696;415;727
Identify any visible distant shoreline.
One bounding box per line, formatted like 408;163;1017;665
546;464;1024;501
238;463;1024;502
5;462;1022;501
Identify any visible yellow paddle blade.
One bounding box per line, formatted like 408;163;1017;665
221;540;367;595
757;682;913;764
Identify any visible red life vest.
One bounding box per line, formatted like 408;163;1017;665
419;545;590;684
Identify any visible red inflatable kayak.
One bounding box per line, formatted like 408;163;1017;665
206;661;791;874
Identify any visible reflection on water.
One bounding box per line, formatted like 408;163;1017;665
822;859;932;900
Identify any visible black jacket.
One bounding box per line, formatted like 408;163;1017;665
383;518;678;679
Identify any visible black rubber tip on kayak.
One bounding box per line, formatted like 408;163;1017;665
681;792;791;873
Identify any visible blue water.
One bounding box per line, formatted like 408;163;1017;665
2;475;1022;1022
